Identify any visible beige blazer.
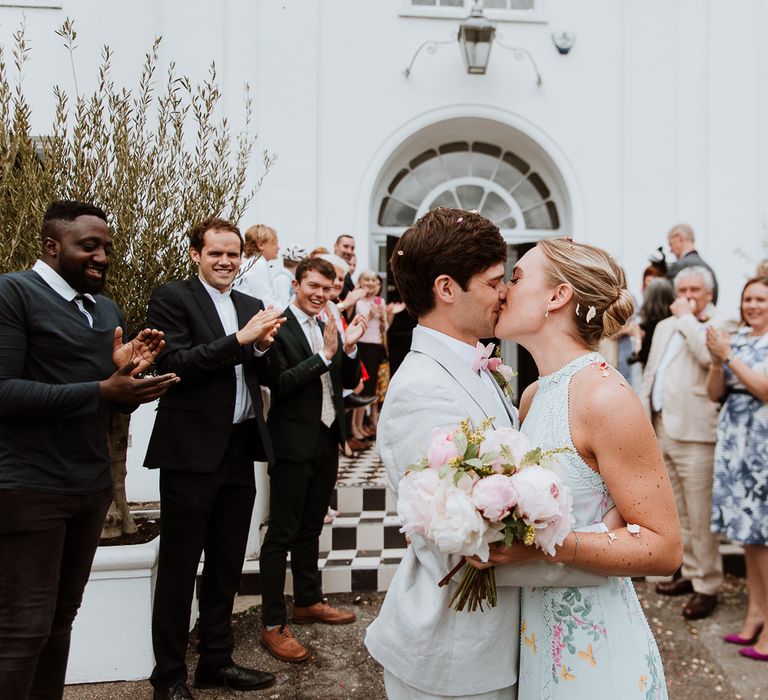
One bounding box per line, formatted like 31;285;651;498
638;311;725;443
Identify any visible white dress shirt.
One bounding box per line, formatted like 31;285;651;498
235;255;279;308
199;276;256;424
33;259;96;326
417;325;509;420
290;302;334;370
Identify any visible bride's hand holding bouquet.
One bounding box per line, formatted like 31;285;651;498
397;418;574;612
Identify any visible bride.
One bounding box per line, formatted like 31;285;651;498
472;238;682;699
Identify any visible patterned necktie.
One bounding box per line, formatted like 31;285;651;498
73;294;94;327
308;317;336;428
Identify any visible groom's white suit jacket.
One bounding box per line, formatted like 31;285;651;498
365;327;606;697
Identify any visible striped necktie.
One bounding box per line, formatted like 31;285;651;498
308;317;336;428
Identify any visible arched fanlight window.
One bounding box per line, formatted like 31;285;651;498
377;141;560;233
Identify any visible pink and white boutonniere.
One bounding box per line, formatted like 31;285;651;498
487;357;517;401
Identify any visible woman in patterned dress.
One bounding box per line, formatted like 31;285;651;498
472;238;682;699
706;276;768;661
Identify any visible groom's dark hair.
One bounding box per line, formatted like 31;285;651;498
390;208;506;317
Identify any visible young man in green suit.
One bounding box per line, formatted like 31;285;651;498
260;256;365;662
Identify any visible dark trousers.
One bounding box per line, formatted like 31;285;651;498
150;423;257;690
259;426;338;626
0;485;112;700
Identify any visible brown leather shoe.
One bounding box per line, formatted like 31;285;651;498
347;438;369;451
683;592;718;620
655;578;694;596
293;601;357;625
260;625;309;663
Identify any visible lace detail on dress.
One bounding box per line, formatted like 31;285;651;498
519;352;668;699
526;352;609;500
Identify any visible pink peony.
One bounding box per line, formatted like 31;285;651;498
470;474;520;522
479;427;531;472
531;485;574;556
426;428;461;470
511;466;574;556
397;468;441;538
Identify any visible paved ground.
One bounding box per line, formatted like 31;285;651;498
64;574;765;700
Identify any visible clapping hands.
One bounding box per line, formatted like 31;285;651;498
112;326;165;377
706;326;732;363
236;308;287;351
344;314;368;353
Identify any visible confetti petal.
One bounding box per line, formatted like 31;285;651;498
586;306;597;323
576;303;580;316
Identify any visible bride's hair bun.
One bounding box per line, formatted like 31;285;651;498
602;288;634;337
537;238;635;348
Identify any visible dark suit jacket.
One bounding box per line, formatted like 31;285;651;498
266;307;361;463
143;276;274;472
667;249;719;303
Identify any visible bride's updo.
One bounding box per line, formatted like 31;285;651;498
537;238;634;348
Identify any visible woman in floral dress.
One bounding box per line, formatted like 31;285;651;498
478;238;682;699
706;276;768;661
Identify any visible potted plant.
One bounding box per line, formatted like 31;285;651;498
0;20;273;682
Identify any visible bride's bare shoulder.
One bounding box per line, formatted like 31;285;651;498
570;362;645;424
518;380;539;423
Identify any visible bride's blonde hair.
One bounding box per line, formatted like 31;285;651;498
537;238;634;348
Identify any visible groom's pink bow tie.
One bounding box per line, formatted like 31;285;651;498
471;341;501;374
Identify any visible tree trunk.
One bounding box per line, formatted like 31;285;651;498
101;411;137;539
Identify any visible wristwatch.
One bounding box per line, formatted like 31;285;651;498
724;353;733;365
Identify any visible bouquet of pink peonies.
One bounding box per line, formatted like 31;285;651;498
397;418;573;612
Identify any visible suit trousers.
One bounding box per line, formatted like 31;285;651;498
259;425;339;626
654;414;723;595
150;422;256;689
383;670;515;700
0;485;112;700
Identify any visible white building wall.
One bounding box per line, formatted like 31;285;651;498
1;0;764;309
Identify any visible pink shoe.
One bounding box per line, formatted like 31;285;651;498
738;646;768;661
724;624;763;646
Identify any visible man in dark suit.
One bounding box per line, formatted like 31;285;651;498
144;217;284;700
259;257;365;663
333;234;356;302
666;223;719;303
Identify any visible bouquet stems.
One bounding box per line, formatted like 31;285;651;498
438;561;497;612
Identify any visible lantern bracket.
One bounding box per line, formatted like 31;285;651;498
495;39;542;86
403;39;455;78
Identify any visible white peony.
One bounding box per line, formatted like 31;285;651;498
428;481;489;560
479;427;531;472
397;468;441;539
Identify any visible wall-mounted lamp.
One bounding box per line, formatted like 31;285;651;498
403;0;542;85
458;1;496;74
552;31;576;55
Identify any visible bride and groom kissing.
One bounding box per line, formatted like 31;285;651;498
364;208;683;700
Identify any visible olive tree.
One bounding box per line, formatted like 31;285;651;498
0;20;274;536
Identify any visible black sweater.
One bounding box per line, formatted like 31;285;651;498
0;270;123;494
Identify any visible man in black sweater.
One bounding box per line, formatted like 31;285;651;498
0;200;178;700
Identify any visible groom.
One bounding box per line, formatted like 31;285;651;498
365;209;606;699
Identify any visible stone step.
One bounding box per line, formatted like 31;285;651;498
239;475;408;595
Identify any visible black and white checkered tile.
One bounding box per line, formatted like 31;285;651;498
239;445;408;595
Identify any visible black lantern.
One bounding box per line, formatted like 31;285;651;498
458;1;496;75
